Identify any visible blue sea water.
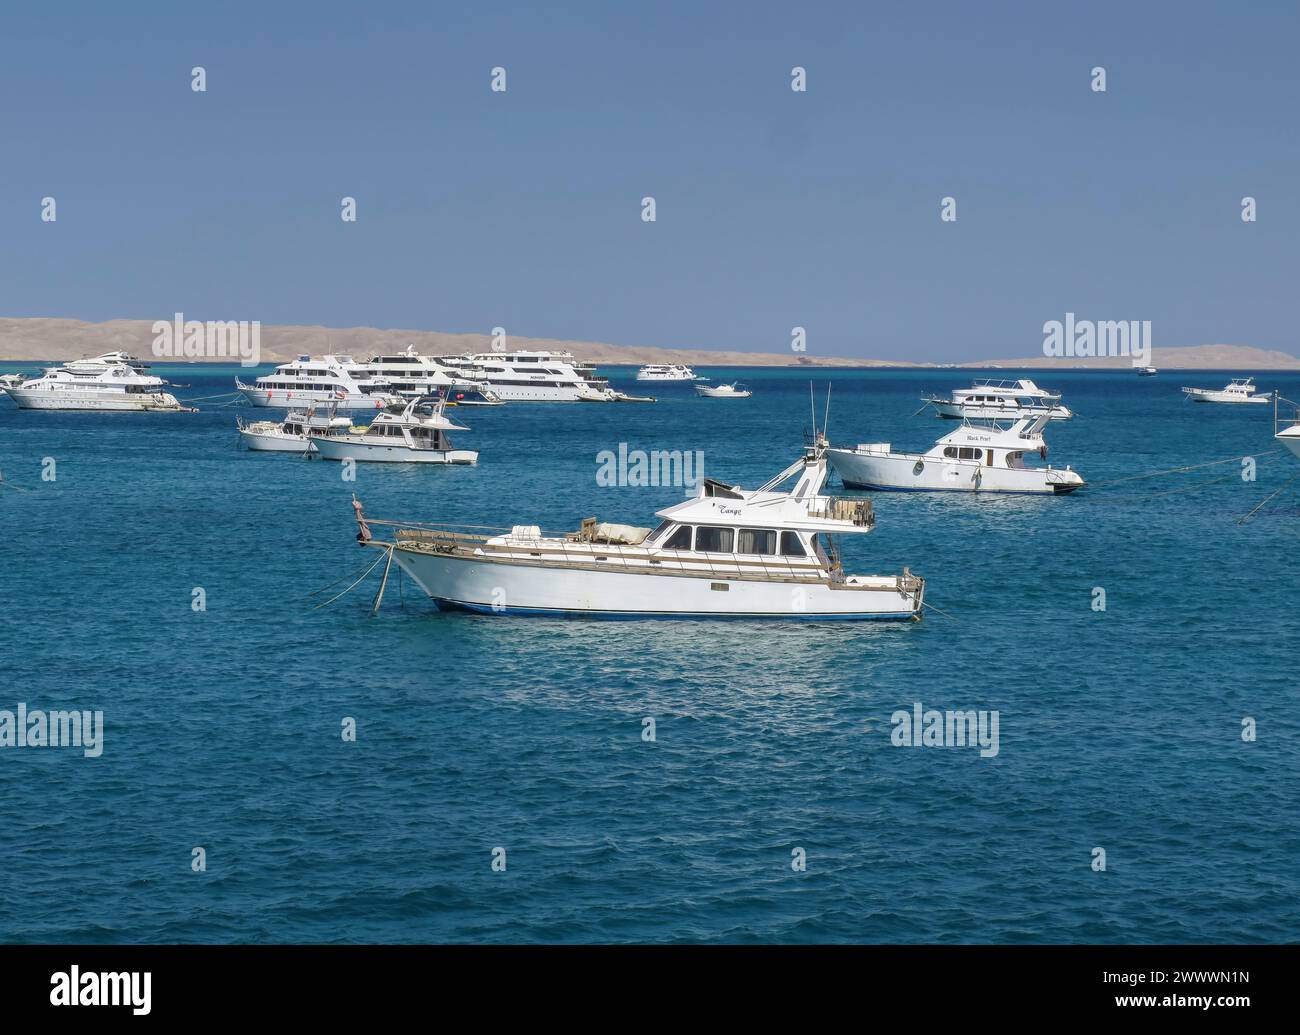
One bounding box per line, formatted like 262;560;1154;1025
1;364;1297;944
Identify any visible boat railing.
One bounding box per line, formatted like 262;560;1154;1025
1275;393;1300;434
378;520;865;585
806;496;875;527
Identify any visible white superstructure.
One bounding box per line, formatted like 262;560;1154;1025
1182;377;1271;404
2;352;188;411
236;355;399;411
352;445;924;620
237;410;356;452
309;396;477;464
637;364;698;381
365;346;501;405
827;415;1084;495
923;379;1072;421
440;350;613;401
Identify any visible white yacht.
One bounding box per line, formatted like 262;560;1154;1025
309;396;477;464
237;409;356;452
2;352;189;411
351;444;924;620
923;379;1072;421
1137;366;1158;376
440;350;613;402
696;382;752;398
236;354;400;411
1182;377;1271;404
365;346;501;406
1274;395;1300;459
637;364;698;382
827;415;1084;495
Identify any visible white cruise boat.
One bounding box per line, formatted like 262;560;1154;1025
696;382;752;398
237;410;356;452
923;379;1072;421
236;354;400;411
365;346;501;405
309;396;477;464
1182;377;1271;404
2;352;189;411
440;350;613;402
637;363;698;381
351;444;924;620
827;415;1084;495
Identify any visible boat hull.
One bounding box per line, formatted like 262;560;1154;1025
827;449;1082;495
3;388;185;411
238;386;395;411
1277;428;1300;459
239;428;311;452
929;400;1072;420
384;547;922;620
310;437;477;464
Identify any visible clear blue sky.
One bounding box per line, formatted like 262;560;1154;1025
1;1;1295;362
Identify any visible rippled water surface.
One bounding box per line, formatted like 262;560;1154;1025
1;365;1297;943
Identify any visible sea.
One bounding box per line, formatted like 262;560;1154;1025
1;364;1297;943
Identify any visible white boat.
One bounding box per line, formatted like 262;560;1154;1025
440;350;612;402
236;354;400;411
1137;366;1158;376
237;410;356;452
923;379;1072;421
352;444;925;620
309;396;477;464
2;352;190;411
636;364;698;382
1182;377;1271;404
696;382;752;398
365;345;502;405
1275;395;1300;459
826;415;1084;495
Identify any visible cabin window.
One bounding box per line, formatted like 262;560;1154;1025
648;520;672;542
943;446;958;458
663;525;693;550
780;531;807;556
737;528;777;555
694;526;733;553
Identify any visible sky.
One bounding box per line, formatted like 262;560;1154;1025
0;0;1296;363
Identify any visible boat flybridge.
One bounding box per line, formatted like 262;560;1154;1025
351;444;924;619
1182;377;1272;404
2;352;190;411
309;395;477;464
236;354;400;411
637;364;699;382
826;415;1084;495
440;349;615;401
923;379;1072;421
365;345;502;406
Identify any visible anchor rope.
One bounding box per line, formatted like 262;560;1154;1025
309;549;388;607
1236;473;1300;526
1086;450;1281;488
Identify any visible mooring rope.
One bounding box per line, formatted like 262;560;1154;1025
308;550;387;600
1086;450;1281;488
1236;473;1300;525
311;549;390;610
181;390;244;404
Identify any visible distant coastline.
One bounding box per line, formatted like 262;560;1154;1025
1;317;1297;370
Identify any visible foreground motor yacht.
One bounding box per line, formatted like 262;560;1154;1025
365;346;501;405
441;350;613;401
309;396;477;464
696;382;752;398
637;364;699;381
236;355;400;411
827;415;1084;495
923;379;1072;421
351;444;924;619
237;410;356;452
2;353;189;411
1182;377;1271;404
